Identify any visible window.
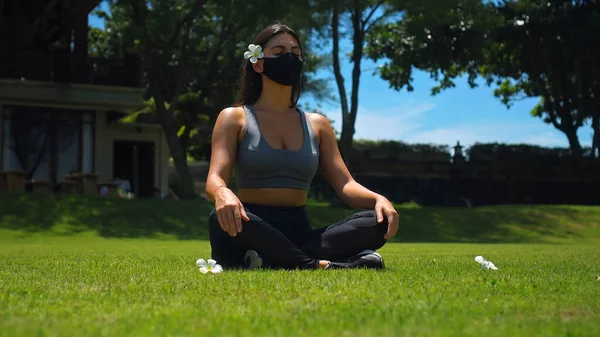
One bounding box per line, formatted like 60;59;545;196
56;114;81;182
1;108;22;171
0;106;95;184
1;107;52;180
82;112;94;173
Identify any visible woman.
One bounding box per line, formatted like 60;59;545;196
205;23;399;270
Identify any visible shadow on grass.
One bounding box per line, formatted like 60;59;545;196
1;193;598;242
308;203;599;243
0;193;213;240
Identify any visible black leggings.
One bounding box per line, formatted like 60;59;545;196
208;203;388;270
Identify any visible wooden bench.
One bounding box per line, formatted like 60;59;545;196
66;173;99;196
98;182;119;197
57;181;78;194
0;170;26;192
25;180;52;194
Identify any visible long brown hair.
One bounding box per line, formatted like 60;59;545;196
234;23;303;108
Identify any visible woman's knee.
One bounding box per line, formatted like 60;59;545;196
208;208;261;233
352;210;388;246
348;210;387;229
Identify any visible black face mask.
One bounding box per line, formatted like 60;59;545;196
262;52;303;87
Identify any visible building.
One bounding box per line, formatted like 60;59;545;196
0;0;169;197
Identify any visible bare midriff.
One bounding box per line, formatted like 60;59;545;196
237;188;308;207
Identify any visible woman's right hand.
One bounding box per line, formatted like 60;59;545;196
214;187;250;237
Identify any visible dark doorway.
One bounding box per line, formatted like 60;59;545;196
113;141;155;198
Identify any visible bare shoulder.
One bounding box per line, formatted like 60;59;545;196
213;106;247;142
306;112;334;145
217;106;246;126
306;112;333;132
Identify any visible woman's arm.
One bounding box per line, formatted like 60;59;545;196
311;113;399;239
311;114;384;209
205;107;242;201
205;107;249;237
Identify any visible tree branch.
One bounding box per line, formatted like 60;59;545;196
544;97;565;132
332;4;349;118
32;0;60;33
351;0;361;31
131;0;154;48
362;0;384;28
201;23;233;95
168;0;207;46
349;0;364;128
141;0;207;120
364;7;396;33
168;13;201;114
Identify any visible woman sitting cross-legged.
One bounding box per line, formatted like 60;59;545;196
205;23;399;270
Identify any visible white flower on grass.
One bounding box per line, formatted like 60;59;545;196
244;44;264;63
475;255;498;270
196;258;223;274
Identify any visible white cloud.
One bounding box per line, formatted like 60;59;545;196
518;131;567;147
319;102;592;150
402;122;575;149
322;103;435;140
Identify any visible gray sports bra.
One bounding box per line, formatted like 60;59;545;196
235;105;320;191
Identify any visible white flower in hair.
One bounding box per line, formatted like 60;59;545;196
244;44;264;63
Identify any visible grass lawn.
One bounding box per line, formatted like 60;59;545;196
1;194;599;336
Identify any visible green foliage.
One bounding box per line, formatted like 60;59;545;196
467;142;573;162
352;139;451;155
466;142;595;161
90;0;334;159
366;0;496;93
119;97;164;124
366;0;600;157
89;4;142;58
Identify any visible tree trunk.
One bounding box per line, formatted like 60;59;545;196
337;4;364;166
339;123;355;164
331;2;367;165
546;105;584;158
157;103;197;198
564;126;583;158
132;0;207;199
331;4;350;162
179;125;192;155
592;114;599;158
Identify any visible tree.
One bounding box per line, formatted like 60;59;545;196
488;0;600;158
181;0;333;130
312;0;398;163
366;0;600;158
90;0;333;197
89;0;208;198
119;94;210;159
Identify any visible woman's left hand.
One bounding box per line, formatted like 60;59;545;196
375;196;399;240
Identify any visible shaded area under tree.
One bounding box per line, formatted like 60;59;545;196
0;194;597;243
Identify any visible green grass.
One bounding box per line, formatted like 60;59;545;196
1;193;600;336
1;238;599;337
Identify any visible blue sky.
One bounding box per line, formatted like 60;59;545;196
88;5;593;150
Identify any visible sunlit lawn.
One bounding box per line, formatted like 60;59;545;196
1;237;599;336
1;194;599;336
